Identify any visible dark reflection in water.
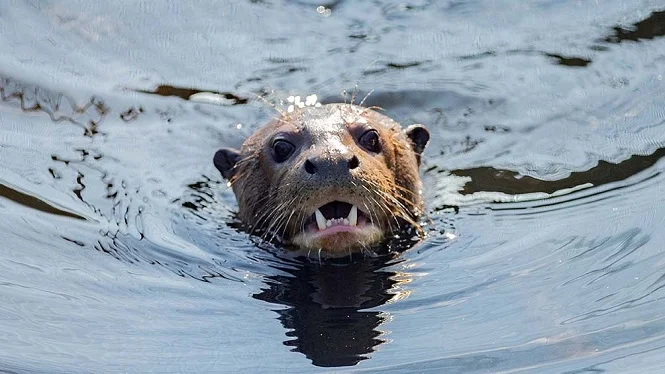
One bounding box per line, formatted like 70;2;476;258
133;84;248;105
602;11;665;44
254;254;403;367
0;182;86;220
450;147;665;195
544;53;592;68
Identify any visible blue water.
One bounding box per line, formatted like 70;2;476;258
1;1;665;372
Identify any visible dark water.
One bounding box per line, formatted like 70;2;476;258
1;1;665;372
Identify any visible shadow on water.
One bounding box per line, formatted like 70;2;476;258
253;254;404;367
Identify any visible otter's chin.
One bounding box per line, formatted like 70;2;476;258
290;225;384;257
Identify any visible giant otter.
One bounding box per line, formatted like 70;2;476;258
214;102;429;257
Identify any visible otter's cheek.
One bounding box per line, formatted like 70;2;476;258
290;226;384;256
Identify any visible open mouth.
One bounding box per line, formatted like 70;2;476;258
292;200;384;253
304;201;372;234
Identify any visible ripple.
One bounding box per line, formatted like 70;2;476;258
2;0;665;371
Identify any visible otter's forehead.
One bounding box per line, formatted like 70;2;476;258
287;104;394;137
295;105;362;129
245;103;400;152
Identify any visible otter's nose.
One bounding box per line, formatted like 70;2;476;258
303;154;360;176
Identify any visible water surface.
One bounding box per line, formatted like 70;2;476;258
1;1;665;372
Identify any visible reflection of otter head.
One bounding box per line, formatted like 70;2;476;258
254;255;408;367
214;103;429;257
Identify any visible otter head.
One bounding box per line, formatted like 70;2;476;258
214;103;429;257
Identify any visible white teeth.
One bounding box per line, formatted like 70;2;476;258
315;209;327;230
315;205;359;230
348;205;358;226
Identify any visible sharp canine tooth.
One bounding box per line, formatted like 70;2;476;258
315;209;326;230
348;205;358;226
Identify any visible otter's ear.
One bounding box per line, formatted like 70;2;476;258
405;124;430;165
214;148;241;180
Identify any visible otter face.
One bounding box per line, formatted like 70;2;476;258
214;103;429;257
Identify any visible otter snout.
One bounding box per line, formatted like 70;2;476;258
302;152;360;181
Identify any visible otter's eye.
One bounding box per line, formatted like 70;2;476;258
360;130;381;153
272;139;295;163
